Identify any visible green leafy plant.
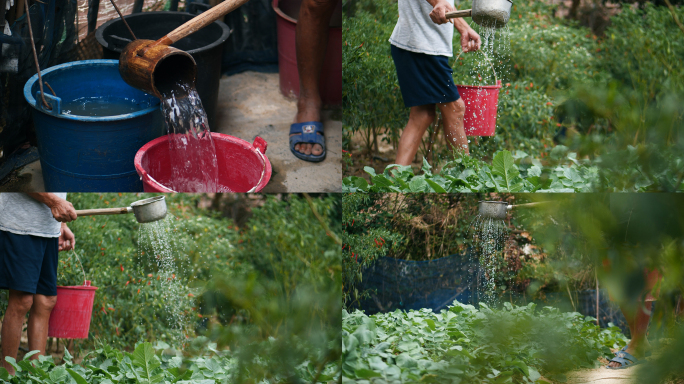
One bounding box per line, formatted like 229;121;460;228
0;341;340;384
343;149;599;193
342;301;628;383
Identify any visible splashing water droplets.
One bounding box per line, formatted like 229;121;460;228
160;82;220;192
468;214;508;304
138;216;194;346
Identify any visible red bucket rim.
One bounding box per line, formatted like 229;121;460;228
134;132;272;193
56;285;98;291
455;83;502;90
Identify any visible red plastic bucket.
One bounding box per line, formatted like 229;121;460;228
134;133;271;192
456;80;502;136
48;281;98;339
273;0;342;105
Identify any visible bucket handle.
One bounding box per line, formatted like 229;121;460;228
140;168;176;193
248;136;268;193
69;249;89;286
37;91;62;115
454;49;499;85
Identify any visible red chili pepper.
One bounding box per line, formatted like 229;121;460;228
125;281;130;286
120;264;124;272
137;288;141;294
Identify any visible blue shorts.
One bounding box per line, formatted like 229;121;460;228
0;230;59;295
391;44;461;108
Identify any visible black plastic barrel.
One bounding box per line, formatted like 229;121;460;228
96;12;230;129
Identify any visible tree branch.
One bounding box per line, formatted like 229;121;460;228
303;194;342;245
664;0;684;35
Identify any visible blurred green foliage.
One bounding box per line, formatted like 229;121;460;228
342;301;627;382
521;193;684;381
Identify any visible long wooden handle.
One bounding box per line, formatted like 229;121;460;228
76;207;131;216
445;9;472;19
509;202;552;209
156;0;251;46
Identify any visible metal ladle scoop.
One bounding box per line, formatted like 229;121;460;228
446;0;513;29
478;200;550;220
75;196;167;223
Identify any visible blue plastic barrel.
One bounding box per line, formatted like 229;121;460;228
23;60;163;192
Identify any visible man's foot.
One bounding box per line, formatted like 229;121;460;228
289;122;326;162
607;342;649;368
290;99;324;157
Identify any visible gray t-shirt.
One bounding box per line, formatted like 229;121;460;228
389;0;455;56
0;193;67;238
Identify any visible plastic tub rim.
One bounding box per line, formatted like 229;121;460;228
95;11;231;55
24;60;160;122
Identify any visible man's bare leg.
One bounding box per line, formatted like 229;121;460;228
608;301;652;368
290;0;338;156
395;105;436;166
27;294;57;359
437;98;469;155
1;290;34;374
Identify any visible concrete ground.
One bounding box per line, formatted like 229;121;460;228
214;71;342;193
0;71;341;193
0;160;44;192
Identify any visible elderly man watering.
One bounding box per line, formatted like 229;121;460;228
390;0;481;166
0;193;76;374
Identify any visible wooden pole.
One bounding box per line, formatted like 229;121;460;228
132;0;143;13
596;270;600;327
87;0;100;33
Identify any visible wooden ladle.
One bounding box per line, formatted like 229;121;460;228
118;0;251;98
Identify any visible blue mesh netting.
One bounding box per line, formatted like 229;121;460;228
355;253;630;334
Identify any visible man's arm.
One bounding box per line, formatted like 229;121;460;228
27;193;77;223
426;0;482;52
427;0;455;24
59;222;75;251
454;18;481;53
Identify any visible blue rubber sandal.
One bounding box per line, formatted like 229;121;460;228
289;121;326;162
606;351;642;369
615;345;651;357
